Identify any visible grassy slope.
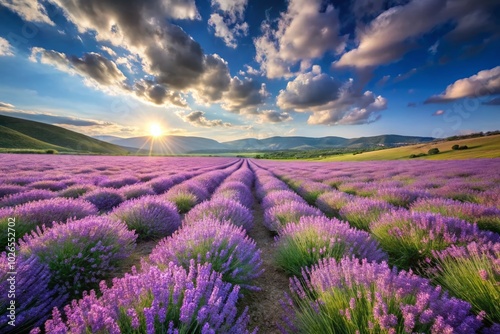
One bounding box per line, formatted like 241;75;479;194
317;134;500;161
0;126;69;151
0;115;129;154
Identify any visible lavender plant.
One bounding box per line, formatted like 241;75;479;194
281;257;484;334
0;189;56;208
0;197;98;249
338;198;396;231
375;187;430;207
30;180;67;191
147;219;263;290
184;197;254;231
411;198;500;233
18;216;137;299
263;201;323;233
58;184;95;198
109;196;181;240
315;191;354;217
83;188;125;212
0;254;68;332
36;262;255;333
275;216;388;276
261;190;306;210
0;185;24;199
370;211;500;270
119;183;155;200
432;242;500;324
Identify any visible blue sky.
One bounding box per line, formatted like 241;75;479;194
0;0;498;141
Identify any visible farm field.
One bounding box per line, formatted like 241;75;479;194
318;134;500;162
0;154;499;333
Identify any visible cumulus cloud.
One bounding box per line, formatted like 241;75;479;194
335;0;499;70
209;0;248;48
0;0;54;25
254;0;346;78
100;46;117;57
0;37;14;56
178;110;232;128
277;67;387;125
222;76;268;113
30;48;126;88
133;79;187;107
425;66;500;103
258;110;292;123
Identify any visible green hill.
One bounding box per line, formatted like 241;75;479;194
0;115;129;154
318;134;500;161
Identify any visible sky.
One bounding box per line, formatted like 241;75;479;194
0;0;498;142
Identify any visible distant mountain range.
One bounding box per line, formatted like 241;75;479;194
0;114;435;155
96;134;435;154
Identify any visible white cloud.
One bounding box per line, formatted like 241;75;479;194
425;66;500;103
277;67;387;125
335;0;499;70
0;37;14;56
254;0;346;78
178;110;232;128
100;46;117;57
258;110;292;123
222;76;268;113
0;0;54;25
209;0;248;48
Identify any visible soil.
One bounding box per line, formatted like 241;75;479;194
243;192;290;333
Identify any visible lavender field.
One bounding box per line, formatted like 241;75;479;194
0;154;499;334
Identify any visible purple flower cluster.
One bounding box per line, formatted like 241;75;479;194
275;216;388;276
109;196;181;240
30;180;68;191
147;219;263;290
83;188;125;212
375;187;431;207
432;241;500;324
148;173;192;194
213;181;254;209
338;197;396;230
411;197;500;233
184;197;254;231
283;257;484;333
58;184;95;198
98;176;140;188
18;216;137;298
0;197;98;248
315;190;354;217
294;180;331;204
36;262;255;334
0;254;67;331
118;183;155;199
371;210;500;270
263;201;323;233
0;189;56;208
0;184;25;199
261;190;305;210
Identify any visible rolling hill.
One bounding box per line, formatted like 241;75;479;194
319;134;500;161
0;115;130;154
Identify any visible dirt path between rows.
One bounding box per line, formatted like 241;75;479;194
244;192;290;333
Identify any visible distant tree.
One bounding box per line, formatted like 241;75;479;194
428;148;440;155
459;145;468;150
452;144;460;150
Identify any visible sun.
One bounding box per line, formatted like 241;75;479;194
149;123;163;137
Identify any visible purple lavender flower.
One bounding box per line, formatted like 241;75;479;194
376;187;431;207
214;181;254;208
184;198;254;231
275;216;388;276
282;257;483;333
370;210;499;270
263;201;323;233
0;189;56;208
58;184;95;198
119;183;155;200
339;197;396;231
109;196;181;240
36;262;255;333
18;216;137;299
295;181;332;204
83;188;125;212
0;197;98;249
148;174;187;194
261;190;306;210
315;190;355;217
0;184;24;199
147;219;263;290
411;197;500;234
0;254;68;331
98;176;140;188
30;180;68;191
432;242;500;323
